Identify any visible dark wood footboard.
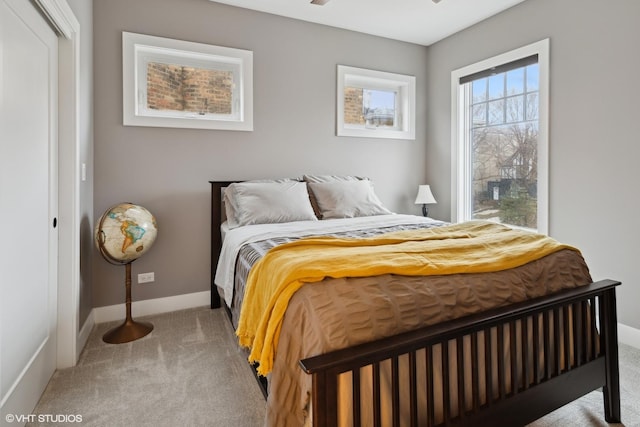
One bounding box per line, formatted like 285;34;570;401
300;279;621;427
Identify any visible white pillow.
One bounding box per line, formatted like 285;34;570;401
224;181;317;228
307;180;392;219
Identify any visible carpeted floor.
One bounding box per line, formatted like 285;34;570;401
29;306;640;426
29;307;265;427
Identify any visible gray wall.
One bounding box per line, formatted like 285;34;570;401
426;0;640;328
66;0;94;327
93;0;429;307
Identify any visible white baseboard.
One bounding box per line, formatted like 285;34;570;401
93;290;212;324
77;310;95;360
618;323;640;350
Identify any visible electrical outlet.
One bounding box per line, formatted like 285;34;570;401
138;272;155;284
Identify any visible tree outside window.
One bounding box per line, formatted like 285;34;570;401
469;63;539;229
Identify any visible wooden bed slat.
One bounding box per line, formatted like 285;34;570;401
532;314;541;385
456;337;465;419
373;362;381;427
574;302;583;366
392;356;400;427
553;307;561;376
497;324;506;400
484;328;493;406
543;310;551;380
509;321;517;396
426;346;435;426
563;305;571;372
590;297;598;360
352;368;361;426
522;317;530;390
442;341;450;423
471;332;480;413
409;351;418;425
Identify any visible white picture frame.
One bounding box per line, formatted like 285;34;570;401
122;32;253;131
337;65;415;140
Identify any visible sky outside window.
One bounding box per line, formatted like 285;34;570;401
364;89;395;111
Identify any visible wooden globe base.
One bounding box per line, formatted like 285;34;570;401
102;262;153;344
103;318;153;344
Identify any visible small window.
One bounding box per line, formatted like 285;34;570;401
337;65;415;140
344;88;399;129
123;32;253;131
144;63;235;118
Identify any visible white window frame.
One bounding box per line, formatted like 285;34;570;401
123;32;253;131
337;65;415;140
451;39;549;234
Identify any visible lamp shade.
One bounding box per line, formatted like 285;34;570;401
414;185;437;205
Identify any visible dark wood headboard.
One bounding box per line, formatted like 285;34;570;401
209;180;242;308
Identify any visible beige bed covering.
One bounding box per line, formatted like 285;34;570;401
266;248;592;426
239;221;579;375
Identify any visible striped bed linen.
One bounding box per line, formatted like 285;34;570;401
228;219;446;328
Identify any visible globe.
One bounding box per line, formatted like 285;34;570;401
95;203;158;264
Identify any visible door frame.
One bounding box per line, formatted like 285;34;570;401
35;0;82;369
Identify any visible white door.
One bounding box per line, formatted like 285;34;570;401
0;0;59;421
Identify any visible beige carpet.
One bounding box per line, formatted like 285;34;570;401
29;306;640;426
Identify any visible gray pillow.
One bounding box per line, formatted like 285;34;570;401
303;175;368;217
224;181;317;228
307;180;392;219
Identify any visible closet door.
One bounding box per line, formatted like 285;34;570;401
0;0;59;420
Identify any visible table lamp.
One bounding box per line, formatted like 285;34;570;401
415;185;437;217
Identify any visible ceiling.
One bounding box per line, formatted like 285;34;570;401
208;0;527;46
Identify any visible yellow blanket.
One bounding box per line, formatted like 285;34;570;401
236;221;579;375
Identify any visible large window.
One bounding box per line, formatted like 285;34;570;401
451;40;549;233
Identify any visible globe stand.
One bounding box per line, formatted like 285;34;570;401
103;262;153;344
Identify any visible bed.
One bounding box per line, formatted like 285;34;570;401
209;178;621;427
